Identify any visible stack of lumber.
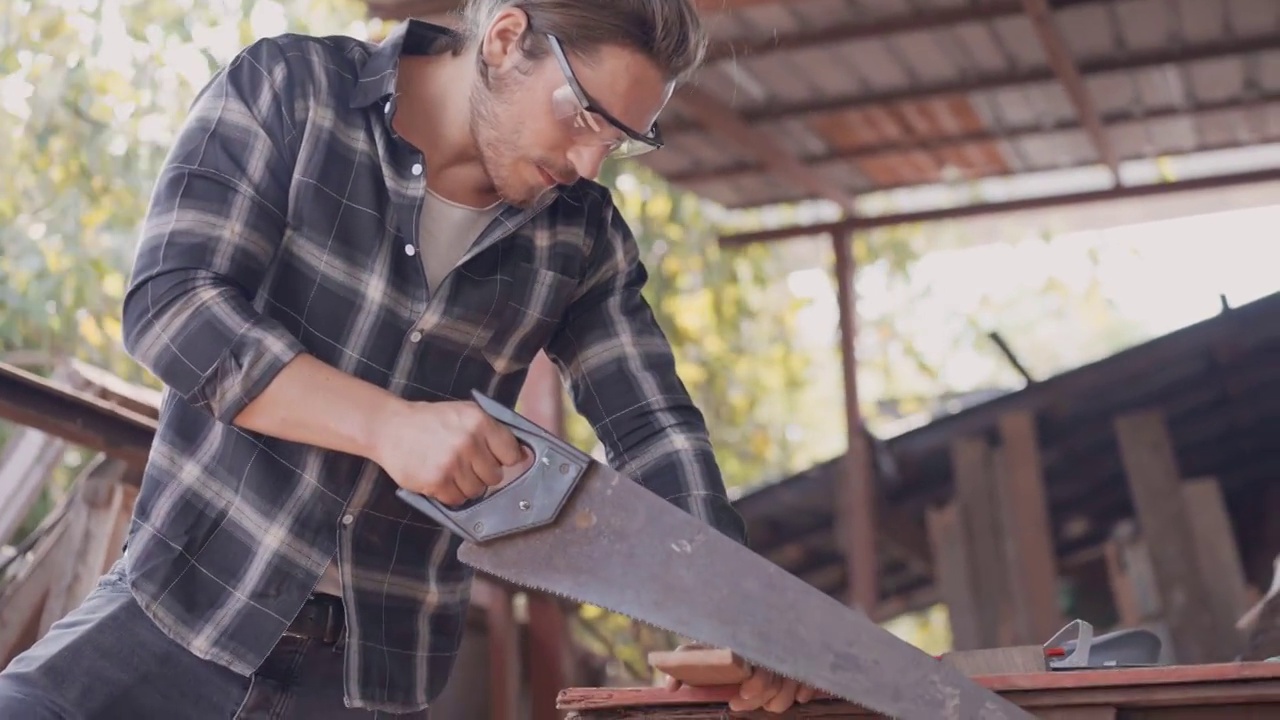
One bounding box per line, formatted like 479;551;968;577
0;360;156;666
557;646;1280;719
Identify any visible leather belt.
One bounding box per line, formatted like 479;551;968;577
285;593;345;645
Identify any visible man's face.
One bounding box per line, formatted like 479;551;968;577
469;15;672;208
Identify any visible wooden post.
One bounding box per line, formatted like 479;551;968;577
950;435;1009;648
1113;410;1239;663
926;503;982;651
996;411;1064;644
831;230;878;613
1181;477;1250;645
519;351;573;720
472;580;520;720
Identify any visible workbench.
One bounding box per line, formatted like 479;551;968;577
557;661;1280;718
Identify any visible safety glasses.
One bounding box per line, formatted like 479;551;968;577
545;33;665;159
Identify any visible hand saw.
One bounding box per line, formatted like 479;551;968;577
397;390;1033;720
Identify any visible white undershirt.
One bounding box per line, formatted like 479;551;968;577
313;189;502;598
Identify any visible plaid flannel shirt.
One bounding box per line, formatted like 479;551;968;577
119;19;746;713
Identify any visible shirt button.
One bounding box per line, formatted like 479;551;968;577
404;244;416;256
410;330;424;343
384;101;392;115
411;163;423;176
342;514;354;526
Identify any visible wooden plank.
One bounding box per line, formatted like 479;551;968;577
66;359;162;419
997;411;1064;644
1033;709;1116;720
0;507;77;665
558;662;1280;716
1113;411;1237;663
37;457;131;631
473;580;520;720
0;362;155;469
925;503;981;650
516;354;575;720
939;646;1046;676
1181;477;1250;645
0;429;66;547
950;435;1007;648
0;363;90;546
647;645;1046;689
649;647;751;687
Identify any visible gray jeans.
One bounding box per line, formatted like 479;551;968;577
0;559;428;719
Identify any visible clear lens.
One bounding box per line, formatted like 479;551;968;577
550;84;656;159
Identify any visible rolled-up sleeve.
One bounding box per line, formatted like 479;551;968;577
544;190;748;545
122;38;307;425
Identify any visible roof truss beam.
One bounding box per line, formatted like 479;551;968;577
717;166;1280;247
667;34;1280;132
672;87;857;212
665;93;1279;186
1019;0;1120;185
702;0;1029;63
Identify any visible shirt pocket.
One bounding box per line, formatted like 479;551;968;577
482;263;578;375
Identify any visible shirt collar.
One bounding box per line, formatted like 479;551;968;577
350;19;463;109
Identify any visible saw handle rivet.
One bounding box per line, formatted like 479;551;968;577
559;463;570;474
518;500;531;511
473;522;484;534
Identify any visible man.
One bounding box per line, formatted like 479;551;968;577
0;1;815;716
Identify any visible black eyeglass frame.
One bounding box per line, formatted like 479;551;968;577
544;33;666;154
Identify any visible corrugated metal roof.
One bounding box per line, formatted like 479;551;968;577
731;289;1280;608
364;0;1280;212
672;0;1280;210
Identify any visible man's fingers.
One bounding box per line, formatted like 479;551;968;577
482;419;524;467
451;462;487;500
737;666;770;700
796;683;817;704
470;443;504;488
763;678;799;714
731;668;781;711
434;484;467;508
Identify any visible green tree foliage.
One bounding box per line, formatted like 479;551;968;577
0;0;373;541
1;0;371;385
561;161;821;491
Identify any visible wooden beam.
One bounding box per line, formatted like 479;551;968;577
1113;411;1239;664
1181;477;1251;649
671;71;1280;188
473;580;521;720
996;411;1064;645
517;351;575;720
926;502;982;651
558;661;1280;717
673;86;854;213
950;435;1009;648
703;0;1027;63
831;231;877;611
0;362;155;469
718;166;1280;247
700;34;1280;128
1018;0;1120;185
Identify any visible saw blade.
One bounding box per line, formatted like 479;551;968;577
457;464;1033;720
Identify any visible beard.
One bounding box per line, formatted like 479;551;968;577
469;75;556;209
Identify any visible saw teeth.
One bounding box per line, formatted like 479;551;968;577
470;566;897;717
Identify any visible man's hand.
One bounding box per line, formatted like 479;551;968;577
372;400;531;506
661;644;818;714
